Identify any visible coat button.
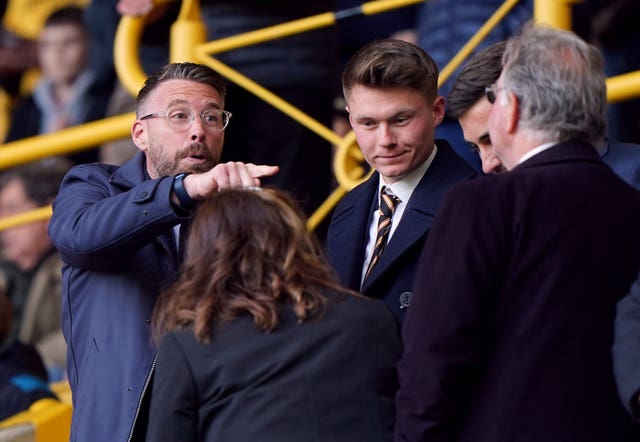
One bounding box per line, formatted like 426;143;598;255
399;292;412;309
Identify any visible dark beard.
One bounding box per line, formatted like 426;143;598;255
152;143;217;177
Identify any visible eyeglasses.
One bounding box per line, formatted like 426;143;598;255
484;85;508;104
140;108;232;132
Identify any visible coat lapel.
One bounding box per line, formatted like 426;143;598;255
361;143;463;291
330;174;379;290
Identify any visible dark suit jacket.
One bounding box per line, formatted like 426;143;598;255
614;273;640;420
396;141;640;442
146;293;401;442
326;140;473;322
600;140;640;190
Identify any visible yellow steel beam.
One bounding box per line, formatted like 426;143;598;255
114;15;147;97
534;0;583;29
607;71;640;103
170;0;207;63
0;206;51;232
0;113;134;169
440;0;521;87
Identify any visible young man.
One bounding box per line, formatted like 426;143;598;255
4;7;110;165
326;39;473;323
48;62;278;441
396;24;640;441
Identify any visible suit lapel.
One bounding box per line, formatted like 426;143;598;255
361;145;458;290
331;174;379;290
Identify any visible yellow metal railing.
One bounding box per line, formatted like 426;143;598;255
3;0;640;234
5;0;640;439
0;399;71;442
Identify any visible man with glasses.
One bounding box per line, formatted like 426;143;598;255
449;40;640;186
396;24;640;441
48;62;278;442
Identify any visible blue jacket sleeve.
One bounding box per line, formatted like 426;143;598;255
613;273;640;420
48;164;183;270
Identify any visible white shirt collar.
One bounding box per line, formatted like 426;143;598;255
518;141;558;165
378;144;437;203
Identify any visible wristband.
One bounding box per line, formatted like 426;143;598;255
173;173;196;210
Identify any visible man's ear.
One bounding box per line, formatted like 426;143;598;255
131;120;147;152
504;91;520;134
432;96;446;126
345;105;356;128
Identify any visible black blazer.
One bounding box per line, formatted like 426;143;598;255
326;140;473;322
146;293;401;442
396;141;640;441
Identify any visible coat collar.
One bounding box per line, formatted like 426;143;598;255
109;151;148;190
515;140;603;171
361;140;472;290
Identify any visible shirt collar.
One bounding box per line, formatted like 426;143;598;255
518;141;558;165
378;144;437;204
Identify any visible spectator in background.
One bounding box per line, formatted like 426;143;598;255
147;188;399;441
416;0;532;172
0;157;71;381
0;290;58;421
4;6;110;165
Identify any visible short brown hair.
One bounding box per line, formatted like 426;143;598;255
447;41;506;119
342;39;439;102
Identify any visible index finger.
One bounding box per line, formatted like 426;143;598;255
247;164;279;179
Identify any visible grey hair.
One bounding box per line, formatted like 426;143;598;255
502;23;607;144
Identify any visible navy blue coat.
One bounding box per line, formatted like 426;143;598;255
326;140;473;322
600;140;640;189
48;152;189;441
396;141;640;441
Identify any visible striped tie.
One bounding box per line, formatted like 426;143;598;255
364;186;401;282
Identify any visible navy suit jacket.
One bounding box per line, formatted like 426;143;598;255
600;140;640;189
326;140;473;322
396;141;640;442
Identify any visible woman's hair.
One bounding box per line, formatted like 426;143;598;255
152;188;354;343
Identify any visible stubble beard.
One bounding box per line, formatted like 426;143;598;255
147;141;218;177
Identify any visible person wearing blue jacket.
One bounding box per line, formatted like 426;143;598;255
48;62;278;442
